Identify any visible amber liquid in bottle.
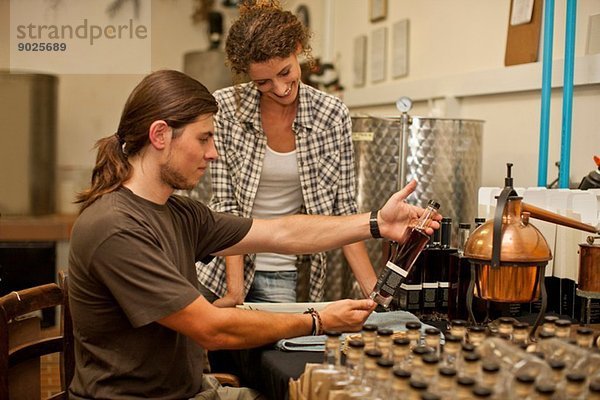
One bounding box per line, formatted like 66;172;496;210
370;200;440;308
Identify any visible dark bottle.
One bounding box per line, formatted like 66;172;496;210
370;200;440;308
436;218;457;317
420;233;440;318
447;223;470;321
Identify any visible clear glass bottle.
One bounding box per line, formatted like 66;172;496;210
441;334;461;368
345;339;365;384
555;319;572;340
432;366;457;398
421;391;442;400
512;321;530;348
449;320;468;343
564;372;587;400
541;315;558;336
575;327;594;348
374;358;394;398
511;374;536;399
406;321;422;350
588;380;600;400
377;328;394;360
362;323;379;351
392;368;412;399
455;376;476;400
480;361;503;397
532;382;556;400
467;325;487;348
309;331;347;400
370;200;441;308
459;352;481;382
497;317;514;340
424;327;442;356
392;337;411;368
421;354;440;385
408;378;429;400
471;386;493;399
536;337;600;376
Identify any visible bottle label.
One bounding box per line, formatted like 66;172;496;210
385;260;408;278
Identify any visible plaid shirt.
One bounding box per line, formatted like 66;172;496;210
197;81;358;301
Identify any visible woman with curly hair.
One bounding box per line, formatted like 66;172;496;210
197;0;378;306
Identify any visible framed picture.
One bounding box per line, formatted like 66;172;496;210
391;19;409;78
370;27;387;83
370;0;387;23
353;35;367;87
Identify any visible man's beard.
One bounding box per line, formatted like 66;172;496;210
160;162;196;191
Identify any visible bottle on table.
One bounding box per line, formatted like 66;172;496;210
370;200;440;308
309;331;347;400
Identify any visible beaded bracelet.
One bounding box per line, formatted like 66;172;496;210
304;307;324;336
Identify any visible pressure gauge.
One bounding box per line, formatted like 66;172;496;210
396;96;413;113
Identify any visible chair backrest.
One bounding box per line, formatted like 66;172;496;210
0;272;74;400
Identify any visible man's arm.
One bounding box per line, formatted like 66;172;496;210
215;180;440;258
158;295;376;350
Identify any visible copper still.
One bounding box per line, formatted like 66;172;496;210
463;164;599;334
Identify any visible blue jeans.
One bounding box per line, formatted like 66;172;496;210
245;271;297;303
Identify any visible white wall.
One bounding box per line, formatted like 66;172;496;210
1;0;599;211
329;0;600;188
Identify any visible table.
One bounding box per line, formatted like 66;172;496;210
209;347;321;400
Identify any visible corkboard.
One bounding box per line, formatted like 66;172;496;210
504;0;544;66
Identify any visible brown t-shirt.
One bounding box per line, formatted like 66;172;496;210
68;187;252;399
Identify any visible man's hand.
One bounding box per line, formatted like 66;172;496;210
319;299;377;333
378;180;442;243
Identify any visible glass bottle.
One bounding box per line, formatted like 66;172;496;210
448;223;470;321
564;372;587;400
309;331;347;400
459;352;481;382
541;315;558;336
449;320;468;343
532;382;556;400
549;359;567;383
588;380;600;400
436;218;455;319
432;366;457;398
575;327;594;348
441;334;461;368
345;339;365;384
408;378;429;400
362;323;378;351
424;327;441;357
421;354;440;385
406;321;422;350
467;325;487;348
392;337;411;368
555;319;572;340
370;200;441;308
377;328;394;360
511;373;536;399
392;368;412;399
480;361;503;397
455;376;476;400
421;391;442;400
374;358;394;398
536;337;600;376
512;321;530;348
471;386;493;399
497;317;514;340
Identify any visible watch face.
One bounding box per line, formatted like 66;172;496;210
396;96;412;112
296;5;310;28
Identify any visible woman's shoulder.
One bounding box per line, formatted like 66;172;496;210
299;83;349;124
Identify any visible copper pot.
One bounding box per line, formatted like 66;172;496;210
464;197;551;302
578;236;600;293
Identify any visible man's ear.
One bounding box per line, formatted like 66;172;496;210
149;120;171;149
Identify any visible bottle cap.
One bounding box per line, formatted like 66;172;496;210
362;323;378;332
393;368;411;379
427;200;441;210
438;367;457;377
377;328;394;336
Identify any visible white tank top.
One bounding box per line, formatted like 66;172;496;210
252;146;303;271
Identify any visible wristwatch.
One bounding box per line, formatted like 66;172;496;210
369;210;382;239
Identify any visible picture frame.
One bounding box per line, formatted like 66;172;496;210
353;35;367;87
370;27;387;83
370;0;387;23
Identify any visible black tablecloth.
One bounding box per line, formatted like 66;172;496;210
209;347;321;400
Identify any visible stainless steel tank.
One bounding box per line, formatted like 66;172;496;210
325;116;484;300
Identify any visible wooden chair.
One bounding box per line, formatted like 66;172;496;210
0;272;74;400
